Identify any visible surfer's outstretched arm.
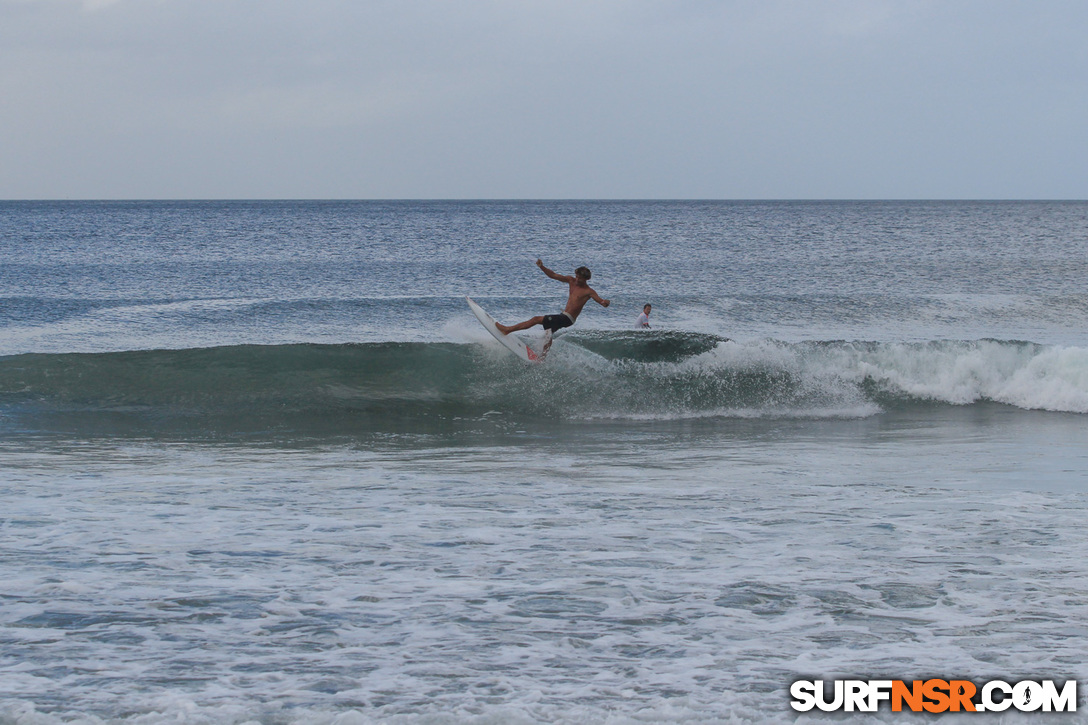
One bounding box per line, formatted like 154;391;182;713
537;259;572;283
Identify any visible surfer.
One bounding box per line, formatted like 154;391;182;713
496;260;610;340
636;303;651;328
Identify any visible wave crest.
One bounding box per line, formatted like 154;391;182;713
1;335;1085;436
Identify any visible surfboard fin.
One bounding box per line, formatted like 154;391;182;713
536;330;554;361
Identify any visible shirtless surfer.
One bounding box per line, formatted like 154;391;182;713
496;260;610;352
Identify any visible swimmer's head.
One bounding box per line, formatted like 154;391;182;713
643;304;652;313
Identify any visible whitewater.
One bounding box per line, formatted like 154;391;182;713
2;200;1088;723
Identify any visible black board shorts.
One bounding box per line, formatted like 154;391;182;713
541;312;575;332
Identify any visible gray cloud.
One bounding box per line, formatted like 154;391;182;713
2;0;1086;198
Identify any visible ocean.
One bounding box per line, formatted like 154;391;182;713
1;200;1087;723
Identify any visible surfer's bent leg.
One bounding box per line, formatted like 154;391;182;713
496;316;544;335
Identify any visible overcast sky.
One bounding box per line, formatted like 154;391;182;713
1;0;1086;199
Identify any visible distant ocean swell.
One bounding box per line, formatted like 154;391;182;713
1;334;1086;436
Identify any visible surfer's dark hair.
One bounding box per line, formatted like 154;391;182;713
575;266;591;280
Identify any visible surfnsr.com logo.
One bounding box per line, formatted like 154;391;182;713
790;679;1077;713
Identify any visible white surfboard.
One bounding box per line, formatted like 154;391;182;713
466;296;543;363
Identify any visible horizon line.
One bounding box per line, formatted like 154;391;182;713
2;197;1086;203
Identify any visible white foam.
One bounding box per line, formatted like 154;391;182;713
846;341;1088;413
3;430;1088;724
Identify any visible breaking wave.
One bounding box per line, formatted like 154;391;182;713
1;333;1086;437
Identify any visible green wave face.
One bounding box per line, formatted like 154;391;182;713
1;336;1083;438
